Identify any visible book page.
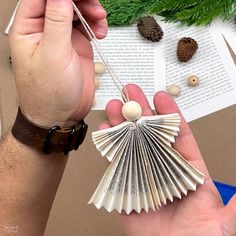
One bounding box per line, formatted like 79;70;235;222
215;18;236;55
93;22;165;109
165;22;236;122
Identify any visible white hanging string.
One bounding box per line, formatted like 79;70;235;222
72;2;129;103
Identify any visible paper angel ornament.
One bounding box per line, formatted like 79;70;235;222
88;102;205;214
70;4;205;215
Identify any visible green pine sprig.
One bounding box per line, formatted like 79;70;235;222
100;0;236;26
100;0;156;26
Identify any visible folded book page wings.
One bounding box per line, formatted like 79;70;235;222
89;113;205;214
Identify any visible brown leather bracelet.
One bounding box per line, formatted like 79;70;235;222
12;108;88;155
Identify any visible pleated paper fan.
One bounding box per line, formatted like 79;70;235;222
89;113;205;214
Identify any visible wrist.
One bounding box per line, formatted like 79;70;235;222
20;108;79;129
25;115;78;129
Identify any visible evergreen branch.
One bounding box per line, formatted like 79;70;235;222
100;0;156;25
100;0;236;26
174;0;236;25
149;0;200;14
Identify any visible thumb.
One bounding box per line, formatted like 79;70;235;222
222;194;236;235
43;0;73;52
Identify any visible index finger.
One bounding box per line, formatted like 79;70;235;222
15;0;45;20
11;0;45;35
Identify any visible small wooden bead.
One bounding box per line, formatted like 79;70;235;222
187;75;199;87
95;78;100;89
122;101;142;121
167;84;181;96
95;62;106;74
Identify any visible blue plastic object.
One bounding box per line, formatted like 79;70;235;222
214;181;236;205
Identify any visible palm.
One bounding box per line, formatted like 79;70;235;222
102;85;236;236
120;159;228;236
40;30;96;120
161;183;221;236
32;26;95;118
121;178;221;235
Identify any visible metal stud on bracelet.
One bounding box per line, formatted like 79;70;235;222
43;126;61;154
63;126;76;155
74;123;88;150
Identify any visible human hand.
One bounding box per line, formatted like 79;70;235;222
100;84;236;236
9;0;107;128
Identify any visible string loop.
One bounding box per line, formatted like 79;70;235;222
73;2;129;103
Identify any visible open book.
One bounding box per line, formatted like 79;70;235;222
93;18;236;122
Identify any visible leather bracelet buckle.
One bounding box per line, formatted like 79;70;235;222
63;122;88;155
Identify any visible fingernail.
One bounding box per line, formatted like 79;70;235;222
95;26;107;37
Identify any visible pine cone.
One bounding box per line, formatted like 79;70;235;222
177;37;198;62
137;16;163;42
